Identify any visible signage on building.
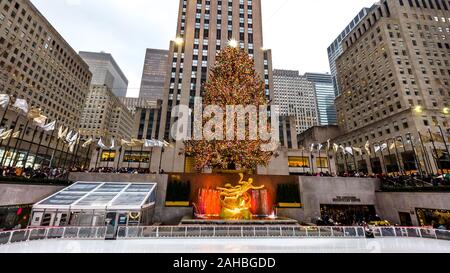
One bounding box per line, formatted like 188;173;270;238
332;196;361;203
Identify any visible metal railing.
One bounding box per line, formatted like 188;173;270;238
0;226;449;246
0;226;106;245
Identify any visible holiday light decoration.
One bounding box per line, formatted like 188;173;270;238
184;46;275;172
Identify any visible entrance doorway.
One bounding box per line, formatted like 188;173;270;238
399;212;413;226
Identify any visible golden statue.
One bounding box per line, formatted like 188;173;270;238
217;173;265;220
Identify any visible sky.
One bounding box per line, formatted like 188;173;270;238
31;0;376;97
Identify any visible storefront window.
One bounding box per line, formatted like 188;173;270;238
101;151;116;162
416;208;450;229
123;151;150;163
316;157;328;168
288;156;309;168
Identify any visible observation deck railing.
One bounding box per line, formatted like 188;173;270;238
0;226;449;246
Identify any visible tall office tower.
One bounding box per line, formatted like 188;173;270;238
327;6;375;96
0;0;92;129
305;73;337;126
79;53;134;142
158;0;274;173
334;0;450;175
78;51;128;97
139;49;169;100
273;70;319;134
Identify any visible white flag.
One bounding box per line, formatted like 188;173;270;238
12;131;21;139
144;139;156;148
310;144;315;152
327;139;331;151
0;94;10;108
97;138;107;149
365;141;371;156
345;147;354;155
333;143;339;153
69;132;78;144
40;121;56;132
0;129;12;140
110;138;116;149
65;130;74;143
381;143;388;151
33;115;47;127
13;99;28;113
318;143;324;151
353;147;362;155
374;144;381;153
82;137;94;148
58;126;68;139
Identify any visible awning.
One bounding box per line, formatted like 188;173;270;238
33;182;157;211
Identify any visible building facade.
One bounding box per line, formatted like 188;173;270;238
305;73;338;126
139;49;169;100
0;0;92;170
157;0;274;173
79;52;134;142
79;85;134;142
273;69;319;134
327;6;374;96
334;0;450;175
78;51;128;97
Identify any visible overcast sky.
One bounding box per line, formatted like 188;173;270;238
31;0;376;97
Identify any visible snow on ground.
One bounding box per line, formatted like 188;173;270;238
1;238;450;253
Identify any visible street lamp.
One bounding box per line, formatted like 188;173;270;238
227;39;238;48
174;37;184;46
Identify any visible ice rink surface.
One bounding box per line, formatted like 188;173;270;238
1;238;450;253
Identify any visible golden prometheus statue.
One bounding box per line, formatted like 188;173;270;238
217;173;265;220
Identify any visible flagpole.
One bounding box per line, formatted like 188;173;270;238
429;129;442;175
56;141;66;168
368;144;375;175
0;104;10;128
85;144;92;170
301;149;305;174
95;148;101;170
327;149;332;175
9;120;30;167
0;113;21;167
49;134;60;169
392;138;404;176
61;141;72;170
437;125;450;174
22;126;39;168
378;143;387;175
149;147;154;173
71;138;82;170
128;146;132;169
418;132;432;176
352;150;358;174
31;131;45;170
116;147;121;171
405;134;422;176
318;146;322;174
138;144;144;171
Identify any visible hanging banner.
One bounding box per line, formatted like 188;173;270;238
0;129;12;140
58;126;68;139
0;94;10;108
13;99;29;113
82;137;94;148
40;121;56;132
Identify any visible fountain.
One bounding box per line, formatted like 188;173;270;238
194;174;274;220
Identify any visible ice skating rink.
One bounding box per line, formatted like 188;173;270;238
1;238;450;253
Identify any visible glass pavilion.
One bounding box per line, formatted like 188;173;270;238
30;182;157;228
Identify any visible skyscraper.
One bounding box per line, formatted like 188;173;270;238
334;0;450;175
273;70;319;134
327;6;375;96
157;0;274;173
305;73;337;126
78;51;129;97
138;49;169;100
79;52;134;142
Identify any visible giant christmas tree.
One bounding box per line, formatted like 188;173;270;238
184;46;276;172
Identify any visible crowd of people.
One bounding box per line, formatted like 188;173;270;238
85;167;164;174
1;166;69;180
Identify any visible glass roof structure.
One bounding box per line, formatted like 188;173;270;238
33;182;157;211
